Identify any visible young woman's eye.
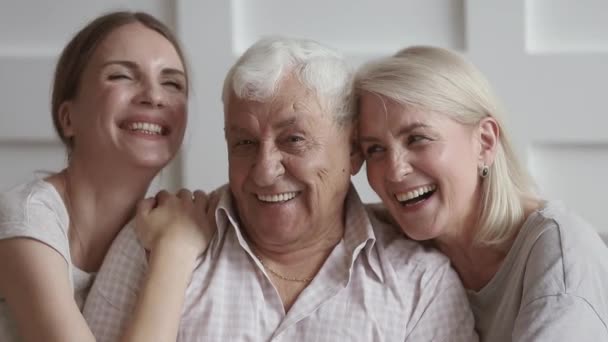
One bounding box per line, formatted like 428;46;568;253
162;80;184;91
108;74;131;81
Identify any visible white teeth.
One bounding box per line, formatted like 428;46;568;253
257;192;299;203
127;122;163;135
395;184;437;202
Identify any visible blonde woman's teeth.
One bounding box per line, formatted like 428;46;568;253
395;184;437;202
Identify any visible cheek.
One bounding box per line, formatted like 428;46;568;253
169;96;187;118
283;156;311;182
311;149;348;187
285;155;331;193
173;106;188;138
174;102;187;119
365;162;384;192
419;145;456;175
100;86;130;105
434;151;477;198
228;158;248;186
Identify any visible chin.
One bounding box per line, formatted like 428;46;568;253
396;220;440;241
130;155;174;171
249;219;301;241
406;231;437;242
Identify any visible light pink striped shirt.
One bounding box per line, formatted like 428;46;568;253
83;185;477;341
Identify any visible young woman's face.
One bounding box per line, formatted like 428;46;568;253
359;93;483;242
63;22;187;169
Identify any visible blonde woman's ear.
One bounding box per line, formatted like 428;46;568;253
478;116;499;166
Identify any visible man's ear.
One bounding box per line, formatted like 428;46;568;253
349;125;364;175
477;116;499;166
58;101;75;139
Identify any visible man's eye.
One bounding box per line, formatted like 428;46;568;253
235;139;255;146
287;136;304;143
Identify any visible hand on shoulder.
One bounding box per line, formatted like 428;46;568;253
135;188;217;259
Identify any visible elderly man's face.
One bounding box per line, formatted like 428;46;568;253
225;76;356;249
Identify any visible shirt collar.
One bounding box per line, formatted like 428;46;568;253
341;185;384;282
208;183;384;282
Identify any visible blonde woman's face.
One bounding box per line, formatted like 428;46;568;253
358;93;483;242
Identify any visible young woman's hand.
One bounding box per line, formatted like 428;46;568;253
135;189;215;259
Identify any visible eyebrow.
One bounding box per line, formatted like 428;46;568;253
101;60;185;78
227;125;249;135
359;122;431;143
274;116;297;130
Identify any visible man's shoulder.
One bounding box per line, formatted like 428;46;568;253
102;220;146;265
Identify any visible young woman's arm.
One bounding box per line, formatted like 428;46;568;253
0;190;214;342
0;238;96;342
120;189;214;342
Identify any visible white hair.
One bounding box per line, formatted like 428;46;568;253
355;46;538;246
222;36;355;124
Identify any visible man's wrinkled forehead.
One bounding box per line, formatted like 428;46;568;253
224;84;325;131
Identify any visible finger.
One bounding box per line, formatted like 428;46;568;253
136;197;156;218
155;190;171;205
205;191;220;229
177;188;193;203
193;190;208;209
207;190;221;215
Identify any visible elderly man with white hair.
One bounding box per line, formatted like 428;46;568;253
83;37;477;341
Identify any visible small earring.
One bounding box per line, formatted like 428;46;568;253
479;164;489;178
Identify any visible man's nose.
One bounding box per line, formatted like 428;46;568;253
251;143;284;187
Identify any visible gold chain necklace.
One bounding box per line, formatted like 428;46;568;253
255;254;313;283
62;169;85;261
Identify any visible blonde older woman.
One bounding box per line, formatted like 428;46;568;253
355;46;608;341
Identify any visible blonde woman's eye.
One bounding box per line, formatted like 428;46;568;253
408;135;428;144
365;144;385;155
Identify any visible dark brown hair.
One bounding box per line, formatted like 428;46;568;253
51;11;189;148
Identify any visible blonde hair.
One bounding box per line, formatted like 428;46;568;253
355;46;537;245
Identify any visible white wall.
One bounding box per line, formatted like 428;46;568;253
176;0;608;237
1;0;607;236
